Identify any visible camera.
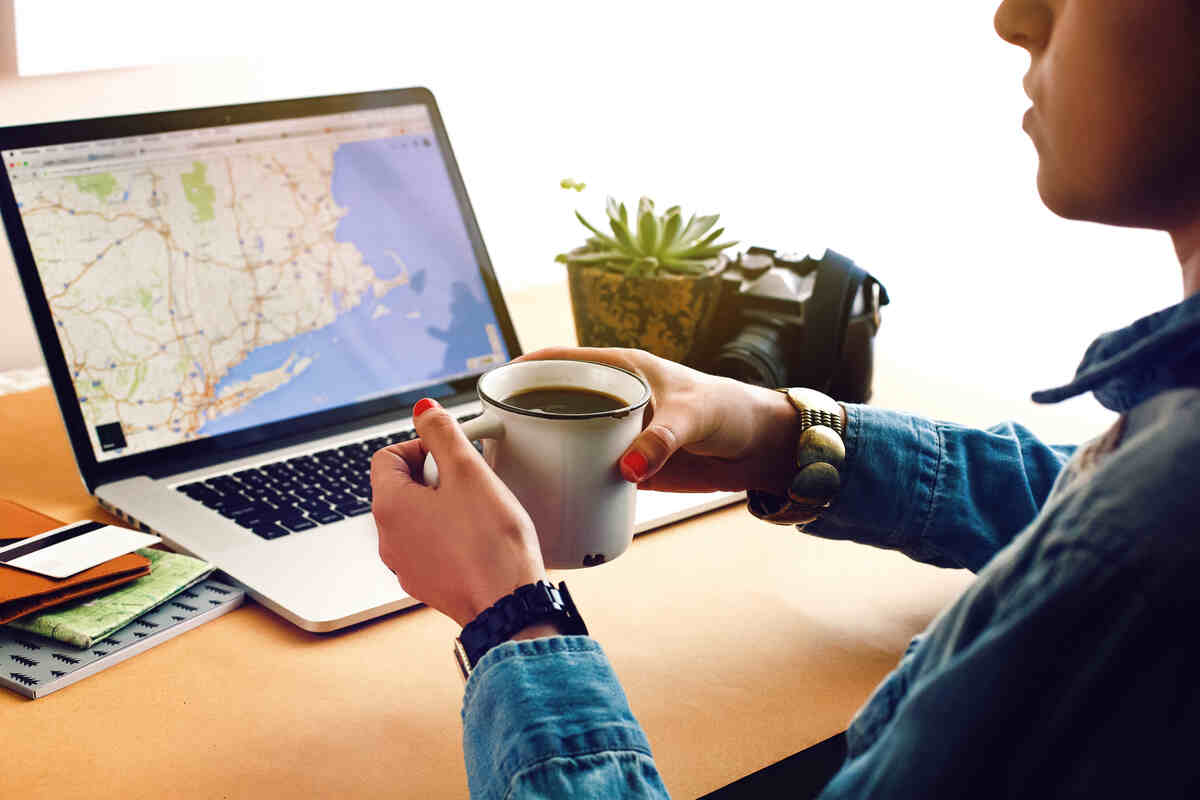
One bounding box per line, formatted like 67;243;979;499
686;247;889;403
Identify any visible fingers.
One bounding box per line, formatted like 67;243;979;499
618;408;697;483
409;397;481;481
370;439;424;493
381;438;426;476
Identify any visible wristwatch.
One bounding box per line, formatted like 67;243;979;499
746;387;847;526
453;580;588;681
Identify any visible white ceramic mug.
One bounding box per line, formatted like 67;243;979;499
423;359;650;569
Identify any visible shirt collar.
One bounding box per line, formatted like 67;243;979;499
1031;292;1200;412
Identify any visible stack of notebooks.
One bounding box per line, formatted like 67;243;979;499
0;499;243;698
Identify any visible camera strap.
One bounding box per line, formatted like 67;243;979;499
799;250;889;393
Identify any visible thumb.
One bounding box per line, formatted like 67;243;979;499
411;397;478;482
619;412;694;484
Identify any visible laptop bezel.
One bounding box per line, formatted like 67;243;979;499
0;86;522;492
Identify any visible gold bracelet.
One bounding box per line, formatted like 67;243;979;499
746;387;846;526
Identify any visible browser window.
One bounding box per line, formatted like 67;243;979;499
3;105;508;461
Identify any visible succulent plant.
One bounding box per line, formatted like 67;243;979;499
556;196;737;278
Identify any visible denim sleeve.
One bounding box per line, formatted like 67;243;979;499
802;404;1075;572
462;636;669;800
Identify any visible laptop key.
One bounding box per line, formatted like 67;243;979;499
219;500;270;520
286;455;319;470
387;429;415;444
267;476;301;491
335;502;372;517
298;498;332;514
310;509;345;525
252;523;290;540
215;493;254;512
257;489;291;507
182;486;222;505
272;500;303;518
233;508;273;528
278;515;317;532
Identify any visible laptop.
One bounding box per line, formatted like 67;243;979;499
0;87;743;632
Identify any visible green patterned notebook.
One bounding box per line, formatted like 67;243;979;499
5;549;214;648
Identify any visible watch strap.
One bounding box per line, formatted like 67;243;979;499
454;580;587;680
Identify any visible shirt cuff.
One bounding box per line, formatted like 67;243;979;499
802;403;941;555
461;636;654;800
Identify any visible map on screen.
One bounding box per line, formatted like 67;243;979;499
5;107;507;461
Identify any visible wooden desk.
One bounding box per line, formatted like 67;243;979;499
1;282;973;799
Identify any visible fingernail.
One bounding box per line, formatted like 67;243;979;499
620;450;648;482
413;397;436;418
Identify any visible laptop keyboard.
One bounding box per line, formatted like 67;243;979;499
174;413;480;541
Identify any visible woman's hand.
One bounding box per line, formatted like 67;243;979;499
370;397;547;627
517;347;816;496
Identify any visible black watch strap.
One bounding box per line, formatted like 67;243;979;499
454;580;588;680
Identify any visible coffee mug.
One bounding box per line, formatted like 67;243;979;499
422;359;650;569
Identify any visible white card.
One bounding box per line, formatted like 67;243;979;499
0;521;160;579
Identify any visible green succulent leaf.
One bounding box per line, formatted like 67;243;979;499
661;211;682;251
637;207;659;254
609;216;635;250
679;214;719;245
574;211;620;250
697;226;725;248
606;196;622;225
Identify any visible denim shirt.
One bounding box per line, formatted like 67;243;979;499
461;293;1200;799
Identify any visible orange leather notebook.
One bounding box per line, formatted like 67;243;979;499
0;498;151;625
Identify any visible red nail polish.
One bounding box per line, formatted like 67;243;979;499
413;397;436;418
621;450;648;482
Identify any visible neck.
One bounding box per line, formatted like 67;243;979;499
1174;218;1200;298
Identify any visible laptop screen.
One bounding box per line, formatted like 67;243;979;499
2;100;510;464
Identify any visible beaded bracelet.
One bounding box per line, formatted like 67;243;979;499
746;387;846;526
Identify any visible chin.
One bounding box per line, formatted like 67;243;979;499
1035;172;1092;222
1036;168;1136;227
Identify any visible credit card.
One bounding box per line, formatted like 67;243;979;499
0;521;160;579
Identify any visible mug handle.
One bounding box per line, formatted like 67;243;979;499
421;409;506;488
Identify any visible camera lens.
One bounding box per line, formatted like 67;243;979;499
710;321;788;388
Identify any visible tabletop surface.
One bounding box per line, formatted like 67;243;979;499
1;280;974;799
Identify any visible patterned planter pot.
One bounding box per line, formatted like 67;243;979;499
565;256;726;363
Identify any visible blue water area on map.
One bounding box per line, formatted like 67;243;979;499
199;135;506;438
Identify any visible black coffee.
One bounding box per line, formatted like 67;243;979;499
502;385;626;414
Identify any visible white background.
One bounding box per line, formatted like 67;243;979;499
2;1;1184;440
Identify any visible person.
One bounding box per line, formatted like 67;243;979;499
370;0;1200;796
